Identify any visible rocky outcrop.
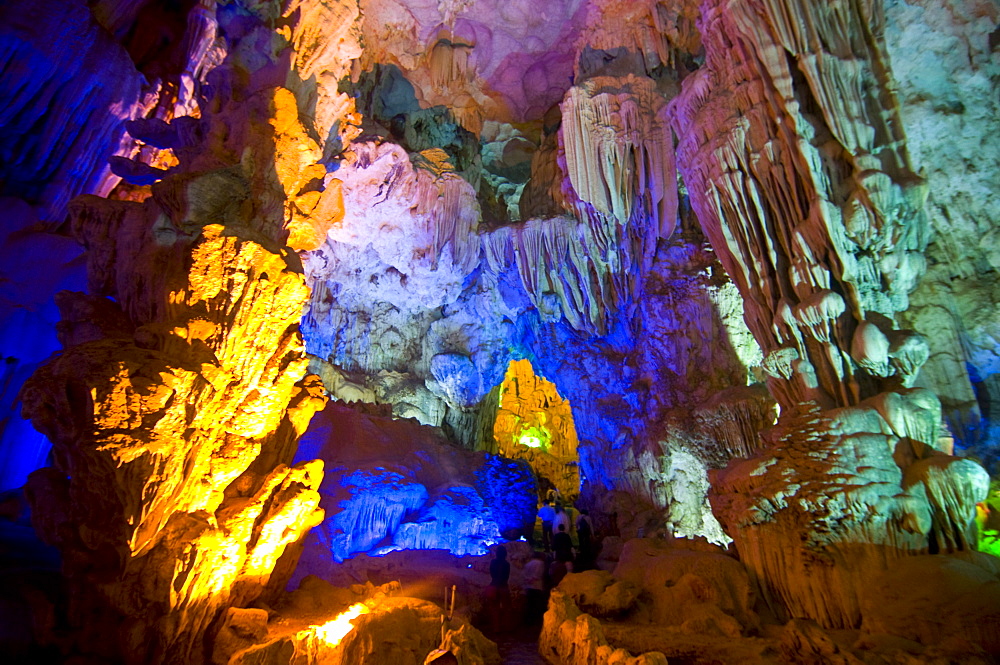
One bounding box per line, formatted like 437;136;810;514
0;0;145;220
541;588;669;665
7;1;361;660
293;400;534;567
669;0;991;634
222;577;499;665
493;359;581;500
710;395;988;629
21;208;325;662
1;0;998;661
540;538;757;664
543;537;1000;663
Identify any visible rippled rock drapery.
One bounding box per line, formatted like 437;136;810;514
672;0;931;411
672;0;990;629
0;0;144;219
298;2;751;549
291;400;534;569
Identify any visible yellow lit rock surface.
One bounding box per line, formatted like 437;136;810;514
494;359;580;500
225;577;500;665
21;200;326;663
269;87;347;251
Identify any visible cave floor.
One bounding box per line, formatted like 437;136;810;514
481;626;546;665
490;626;546;664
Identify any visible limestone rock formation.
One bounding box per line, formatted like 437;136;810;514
885;0;1000;466
222;577;499;665
672;0;931;411
293;400;535;567
0;0;998;662
493;359;581;500
0;0;145;220
21;204;326;661
710;394;988;627
542;537;1000;663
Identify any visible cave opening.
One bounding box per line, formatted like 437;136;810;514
492;359;580;504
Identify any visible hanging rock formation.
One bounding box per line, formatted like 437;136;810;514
666;0;991;632
0;0;998;662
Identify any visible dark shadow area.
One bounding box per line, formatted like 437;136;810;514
343;64;549;227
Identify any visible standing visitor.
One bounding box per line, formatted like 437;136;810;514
553;504;571;538
522;550;547;625
575;509;593;570
484;545;511;633
538;500;555;551
552;523;574;564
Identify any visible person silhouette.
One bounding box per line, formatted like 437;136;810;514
484;545;511;632
522;550;547;625
575;509;593;570
538;500;555;551
552;523;574;564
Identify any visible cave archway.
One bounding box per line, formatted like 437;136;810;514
492;359;580;503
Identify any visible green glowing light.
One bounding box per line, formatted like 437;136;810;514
517;425;550;450
519;434;542;448
980;530;1000;558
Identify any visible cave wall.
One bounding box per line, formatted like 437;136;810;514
885;0;1000;468
0;0;997;660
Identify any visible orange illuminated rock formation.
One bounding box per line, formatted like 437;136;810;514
15;41;348;656
493;359;581;501
21;207;326;662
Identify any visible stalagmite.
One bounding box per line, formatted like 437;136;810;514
21;220;325;662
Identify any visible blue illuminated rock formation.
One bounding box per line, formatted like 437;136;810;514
295;401;529;563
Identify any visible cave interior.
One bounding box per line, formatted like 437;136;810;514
1;0;1000;663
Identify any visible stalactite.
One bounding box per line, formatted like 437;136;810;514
694;386;777;461
672;0;930;410
561;74;677;238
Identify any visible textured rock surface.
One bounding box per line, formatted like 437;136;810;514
672;0;931;411
542;537;1000;664
0;0;998;662
668;0;994;636
5;1;356;660
710;395;988;629
226;577;500;665
0;0;144;220
21;215;326;662
540;539;759;664
292;400;532;565
885;0;1000;466
493;359;581;500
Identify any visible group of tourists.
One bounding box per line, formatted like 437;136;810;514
536;499;594;572
482;496;600;632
